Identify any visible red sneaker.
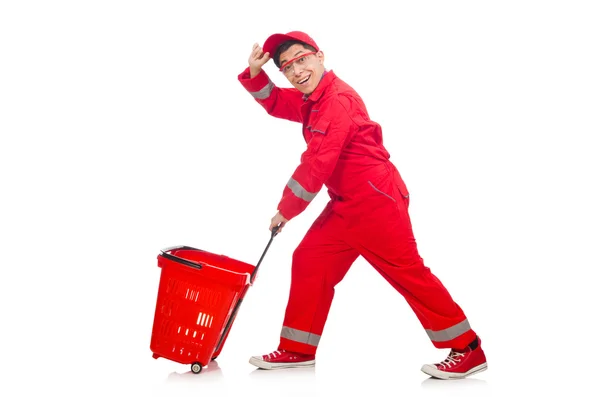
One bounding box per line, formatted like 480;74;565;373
249;349;316;370
421;338;487;379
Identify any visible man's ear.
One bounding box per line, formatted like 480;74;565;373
317;50;325;64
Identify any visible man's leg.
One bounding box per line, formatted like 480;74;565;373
249;204;359;369
352;175;486;378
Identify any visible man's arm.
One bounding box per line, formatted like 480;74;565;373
238;68;304;123
276;97;356;221
238;43;303;123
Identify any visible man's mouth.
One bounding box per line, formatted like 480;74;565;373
297;75;310;85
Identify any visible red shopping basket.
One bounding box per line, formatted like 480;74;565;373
150;227;278;374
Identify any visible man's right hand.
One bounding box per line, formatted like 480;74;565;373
248;43;271;78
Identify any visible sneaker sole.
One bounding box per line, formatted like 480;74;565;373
421;362;488;380
249;356;316;370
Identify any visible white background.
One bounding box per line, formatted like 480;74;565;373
1;1;599;396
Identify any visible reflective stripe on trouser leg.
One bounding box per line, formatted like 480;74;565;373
425;319;471;343
278;205;359;355
280;326;320;347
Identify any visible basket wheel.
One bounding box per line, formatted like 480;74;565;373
191;362;203;374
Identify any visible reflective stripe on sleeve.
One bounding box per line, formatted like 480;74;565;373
250;80;274;99
287;177;317;202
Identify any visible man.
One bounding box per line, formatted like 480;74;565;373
237;31;487;380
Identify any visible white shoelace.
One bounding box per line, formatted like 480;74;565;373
438;351;465;369
267;350;283;359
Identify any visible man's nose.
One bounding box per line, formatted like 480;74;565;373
293;62;303;75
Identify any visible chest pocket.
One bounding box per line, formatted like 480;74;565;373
304;118;330;145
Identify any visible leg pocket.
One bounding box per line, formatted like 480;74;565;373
366;177;410;214
368;180;397;203
394;176;410;199
392;172;410;207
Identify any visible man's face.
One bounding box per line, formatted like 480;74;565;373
278;44;325;95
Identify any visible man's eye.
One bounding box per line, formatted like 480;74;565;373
297;57;306;63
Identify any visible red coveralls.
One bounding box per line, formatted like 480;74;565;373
238;68;476;355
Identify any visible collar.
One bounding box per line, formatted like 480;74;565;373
303;70;335;102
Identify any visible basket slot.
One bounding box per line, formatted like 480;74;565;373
197;311;215;328
170;339;205;359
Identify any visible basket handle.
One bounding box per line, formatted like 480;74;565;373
160;225;279;278
250;225;280;283
159;245;205;270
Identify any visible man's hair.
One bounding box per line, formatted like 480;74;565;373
273;40;317;69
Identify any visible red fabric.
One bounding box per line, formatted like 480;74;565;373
238;68;396;220
238;68;304;123
238;68;477;355
275;188;475;354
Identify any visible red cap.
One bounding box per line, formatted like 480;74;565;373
263;31;320;64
